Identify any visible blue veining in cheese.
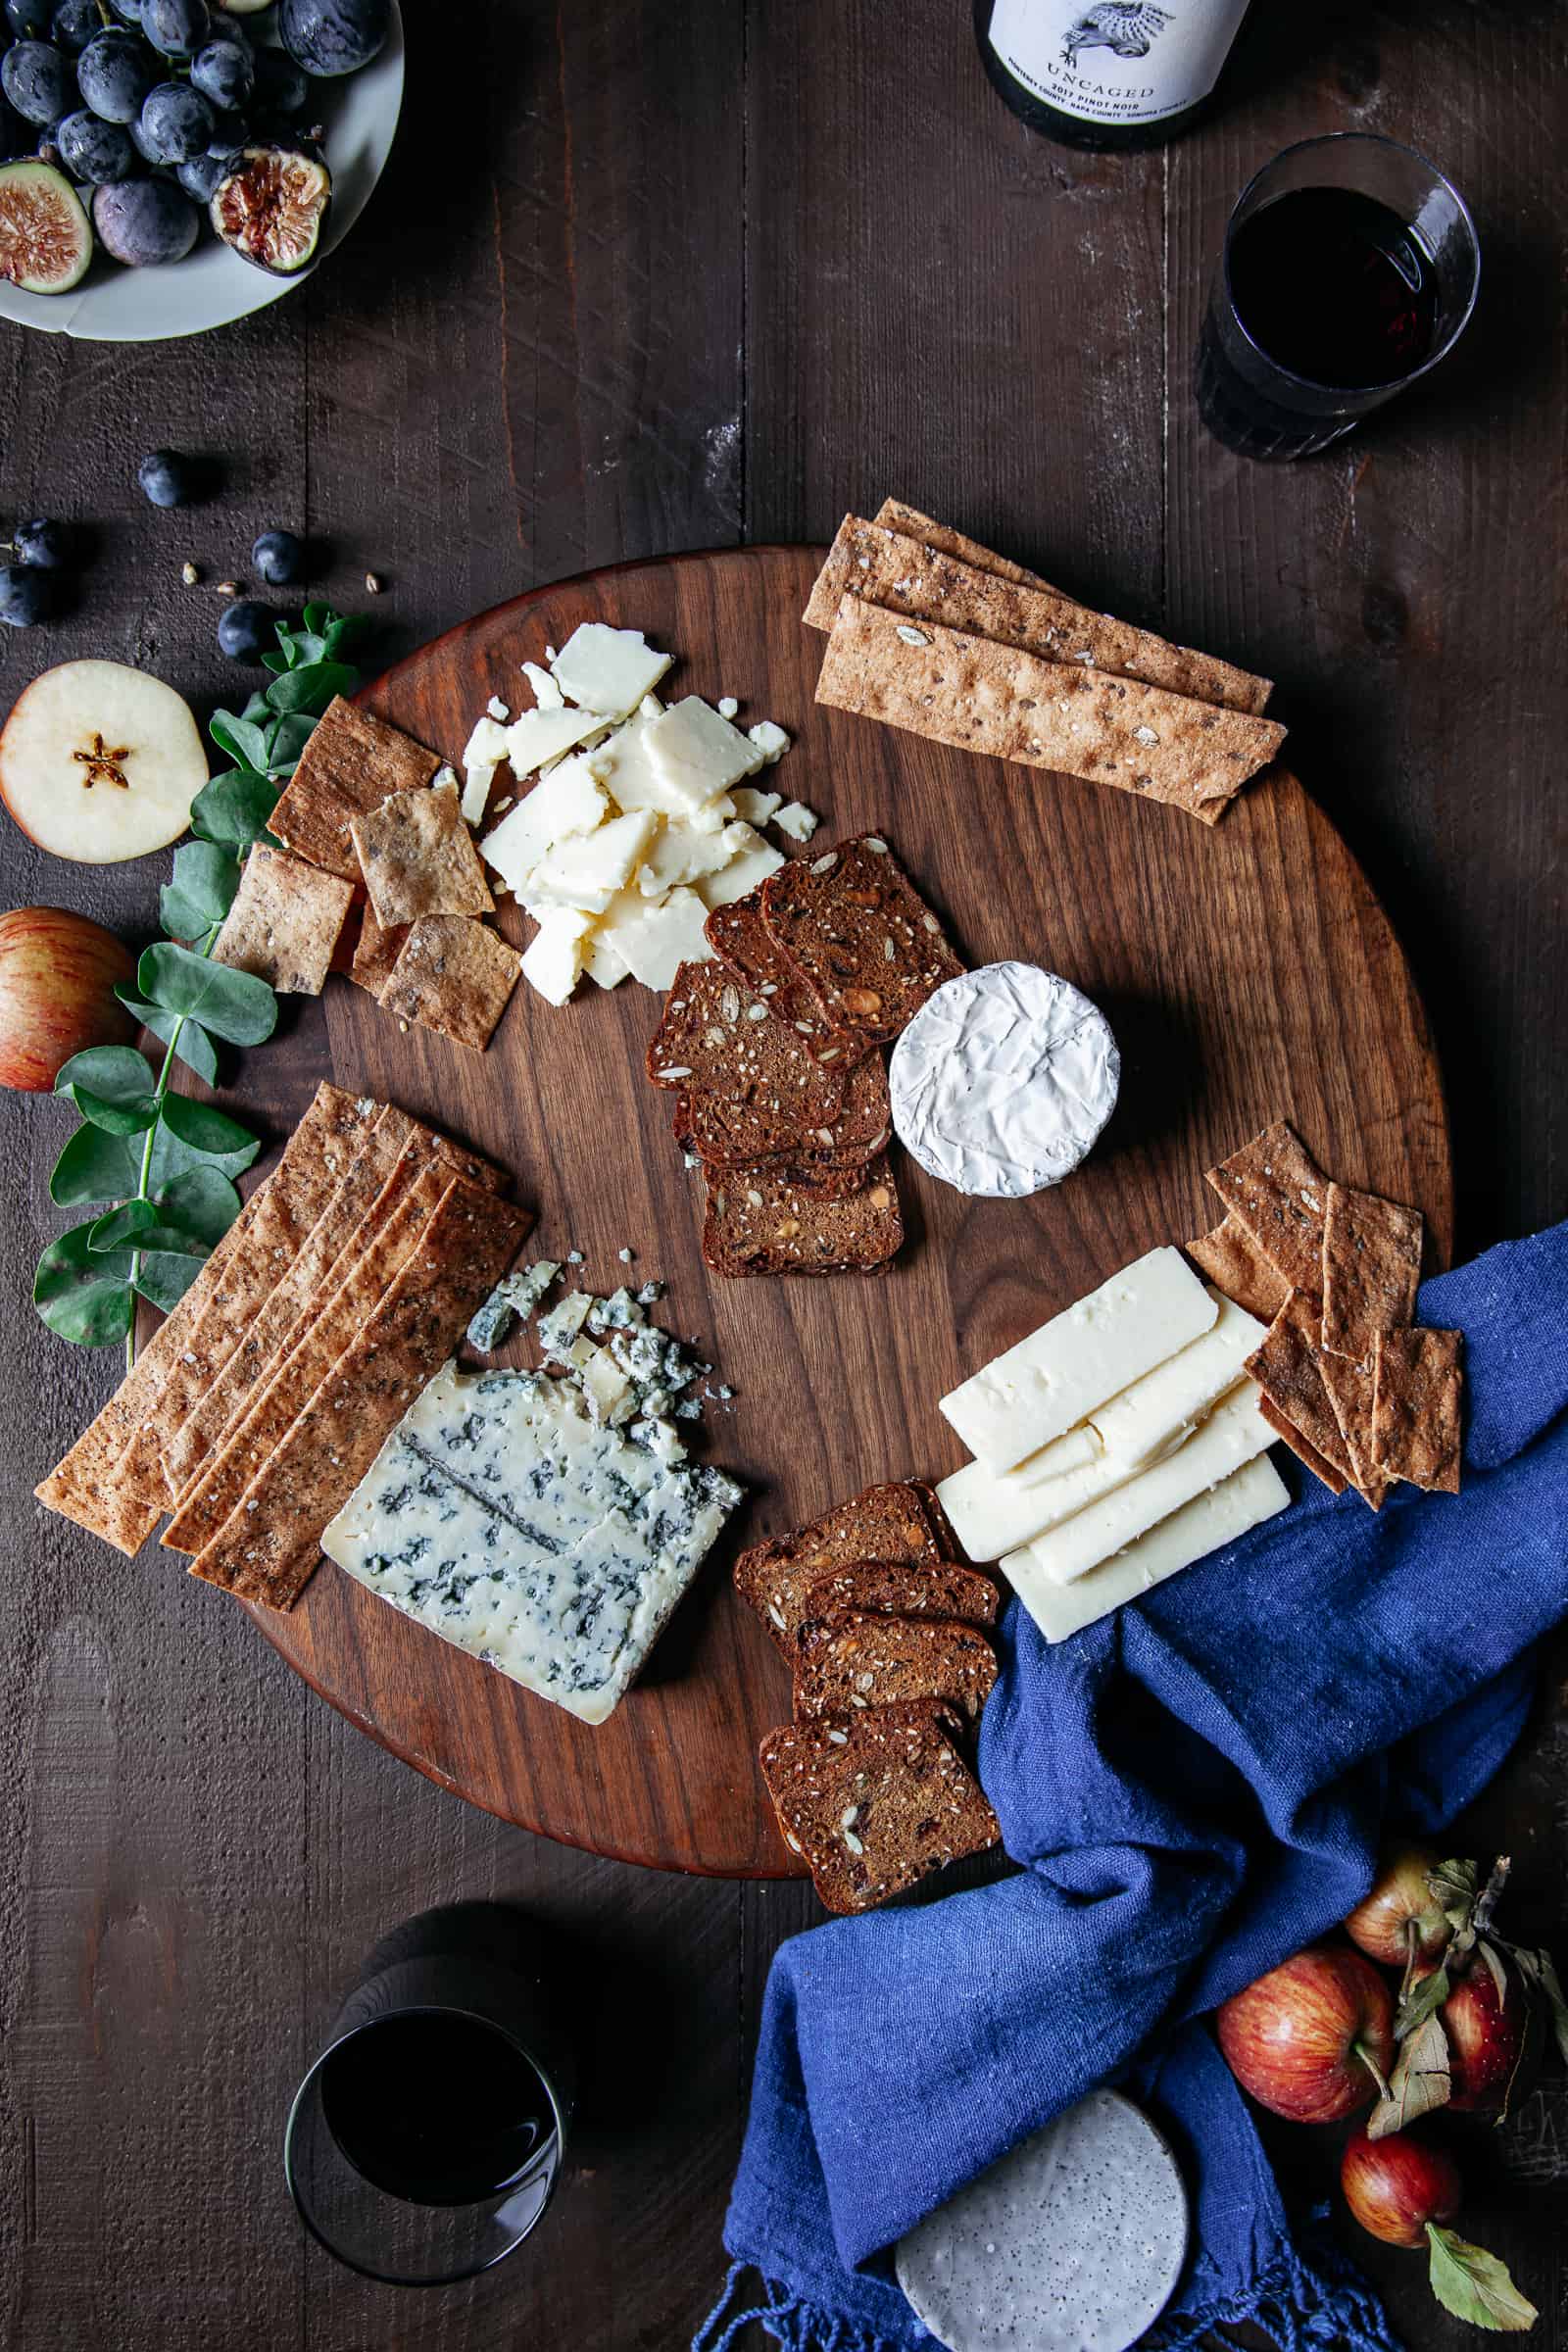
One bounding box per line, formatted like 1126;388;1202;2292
321;1361;743;1724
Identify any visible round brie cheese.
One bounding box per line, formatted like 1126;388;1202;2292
889;961;1119;1198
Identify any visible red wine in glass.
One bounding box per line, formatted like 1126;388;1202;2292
320;2011;547;2207
1195;135;1479;461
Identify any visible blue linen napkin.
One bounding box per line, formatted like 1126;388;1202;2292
696;1222;1568;2352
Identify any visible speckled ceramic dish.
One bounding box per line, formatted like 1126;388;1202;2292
895;2088;1189;2352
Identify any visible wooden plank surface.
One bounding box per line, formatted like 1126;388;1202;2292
1;0;1564;2345
243;545;1450;1877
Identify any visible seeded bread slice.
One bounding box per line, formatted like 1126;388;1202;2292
760;1700;1001;1914
735;1479;945;1650
648;957;846;1164
702;1152;903;1278
704;891;865;1071
798;1559;999;1640
794;1612;998;1724
760;834;963;1046
675;1050;893;1177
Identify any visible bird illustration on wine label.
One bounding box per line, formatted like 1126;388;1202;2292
1062;3;1173;65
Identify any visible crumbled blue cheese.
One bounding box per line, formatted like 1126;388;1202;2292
537;1291;594;1357
586;1286;645;1337
467;1259;562;1353
322;1360;742;1723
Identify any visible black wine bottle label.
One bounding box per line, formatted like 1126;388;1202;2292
985;1;1250;129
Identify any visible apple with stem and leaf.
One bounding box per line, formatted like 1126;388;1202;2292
1342;2127;1537;2332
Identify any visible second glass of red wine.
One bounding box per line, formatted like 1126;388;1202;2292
283;1903;573;2286
1195;133;1480;460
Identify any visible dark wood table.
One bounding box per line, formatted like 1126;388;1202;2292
3;5;1565;2345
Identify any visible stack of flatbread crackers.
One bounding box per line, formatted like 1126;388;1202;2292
211;696;523;1053
1188;1120;1462;1508
645;831;964;1278
804;501;1285;826
740;1479;1003;1911
36;1081;531;1603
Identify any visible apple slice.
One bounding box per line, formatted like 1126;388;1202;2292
0;660;209;864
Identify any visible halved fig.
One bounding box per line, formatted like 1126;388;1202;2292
0;159;92;294
209;142;329;275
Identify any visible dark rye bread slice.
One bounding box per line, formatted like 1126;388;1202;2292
760;1700;1001;1914
798;1559;1000;1641
702;1153;903;1279
648;956;846;1165
760;833;963;1047
671;1037;893;1177
735;1479;945;1651
704;890;866;1071
794;1612;998;1724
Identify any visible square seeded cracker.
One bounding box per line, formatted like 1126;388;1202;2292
760;1700;1001;1914
1318;1348;1391;1511
380;915;522;1052
703;1153;903;1279
735;1479;947;1651
212;843;354;996
760;833;963;1046
351;907;411;997
350;781;494;927
1246;1290;1358;1494
1206;1121;1331;1299
1373;1328;1463;1494
1321;1182;1424;1360
270;697;442;878
1187;1214;1290;1324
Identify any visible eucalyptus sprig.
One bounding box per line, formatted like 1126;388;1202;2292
34;606;368;1369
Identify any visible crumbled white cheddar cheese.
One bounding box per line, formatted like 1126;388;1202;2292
583;931;629;990
462;763;496;826
551;622;673;717
696;825;785;908
596;884;715;989
519;908;593;1005
431;763;459;793
487;695;511;722
504;704;612;779
464;714;510;768
481;757;608;890
635;815;742;898
646;696;766;799
731;786;782;826
773;800;818;842
530;808;659;913
520;659;564;710
747;719;790;764
717;696;739;719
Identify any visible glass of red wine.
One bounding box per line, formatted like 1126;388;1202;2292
284;1904;573;2285
1196;132;1480;460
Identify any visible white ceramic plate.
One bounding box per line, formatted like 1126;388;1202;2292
895;2089;1189;2352
0;1;403;343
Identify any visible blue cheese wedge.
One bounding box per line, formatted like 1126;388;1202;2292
322;1360;742;1723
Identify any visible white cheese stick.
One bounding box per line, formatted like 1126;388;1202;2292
1010;1454;1291;1645
940;1247;1216;1472
1002;1379;1272;1589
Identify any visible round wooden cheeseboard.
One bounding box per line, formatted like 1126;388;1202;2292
245;545;1453;1878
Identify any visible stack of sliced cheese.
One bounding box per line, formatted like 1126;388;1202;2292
935;1248;1290;1643
467;622;816;1005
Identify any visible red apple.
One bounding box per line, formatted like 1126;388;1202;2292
1216;1945;1396;2123
1439;1960;1544;2115
1345;1847;1449;1970
0;906;135;1091
1343;2124;1462;2248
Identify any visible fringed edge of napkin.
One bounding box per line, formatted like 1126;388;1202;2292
695;2225;1405;2352
694;2261;906;2352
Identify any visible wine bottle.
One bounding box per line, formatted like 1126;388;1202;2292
974;0;1252;152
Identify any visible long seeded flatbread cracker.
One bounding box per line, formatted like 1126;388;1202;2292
1317;1347;1390;1511
187;1180;531;1607
1205;1121;1330;1298
162;1156;454;1556
874;501;1055;591
815;599;1285;823
1187;1214;1290;1324
115;1084;383;1504
34;1177;282;1555
807;515;1272;716
1259;1394;1348;1496
1246;1292;1357;1492
161;1108;417;1494
1373;1329;1463;1494
39;1081;369;1538
1321;1182;1424;1361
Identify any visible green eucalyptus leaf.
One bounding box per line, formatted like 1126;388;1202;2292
55;1046;156;1103
321;612;368;662
240;688;273;726
265;661;358;718
159;1092;259;1159
66;1082;159;1136
302;602;331;634
34;1223;137;1347
50;1123;139;1206
137;942;277;1047
156;1164;242;1246
132;1251;207;1312
261;650;288;675
117;993;221;1087
87;1196;159;1250
189;768;283;851
267;709;317;767
148;1119;260;1190
211;709;271;770
163;840;241;938
1426;2229;1538;2332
